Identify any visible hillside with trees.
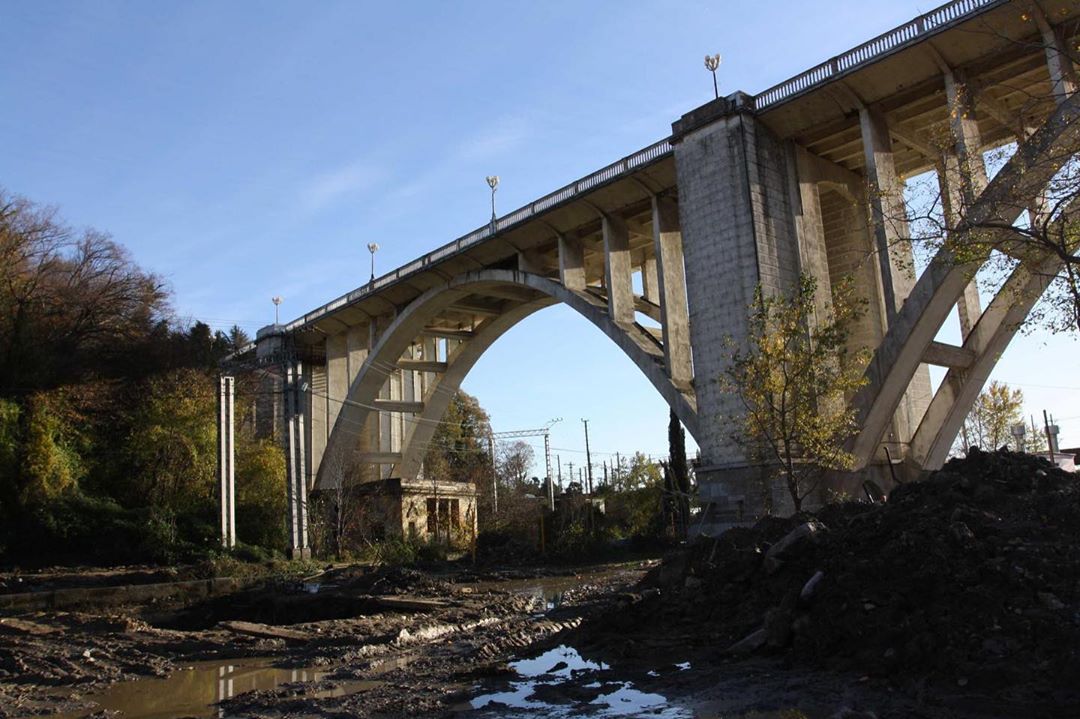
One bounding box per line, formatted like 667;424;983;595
0;188;283;566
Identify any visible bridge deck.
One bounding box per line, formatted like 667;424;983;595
254;0;1077;348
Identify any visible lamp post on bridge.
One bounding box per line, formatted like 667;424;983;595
704;53;722;99
367;242;380;283
272;296;283;325
486;175;499;232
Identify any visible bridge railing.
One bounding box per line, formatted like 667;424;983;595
753;0;1006;111
284;137;673;331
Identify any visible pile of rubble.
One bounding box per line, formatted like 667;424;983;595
602;449;1080;703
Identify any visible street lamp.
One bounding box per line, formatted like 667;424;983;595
704;53;722;99
271;296;283;325
367;242;380;282
486;175;499;230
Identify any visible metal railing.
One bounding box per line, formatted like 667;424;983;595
753;0;1007;111
283;137;673;331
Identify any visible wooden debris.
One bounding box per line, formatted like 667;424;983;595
374;596;450;612
219;620;310;642
0;617;60;636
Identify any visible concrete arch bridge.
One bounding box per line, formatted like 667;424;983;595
221;0;1079;556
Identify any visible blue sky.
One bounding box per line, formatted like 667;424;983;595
2;0;1077;474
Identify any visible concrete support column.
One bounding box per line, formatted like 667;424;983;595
602;214;634;324
254;326;285;439
651;196;693;385
791;144;833;326
217;375;236;548
326;334;348;440
859;107;911;320
641;256;659;304
307;362;327;488
859;106;932;449
672;106;801;531
1031;5;1078;102
284;360;310;559
558;234;586;291
942;72;988;338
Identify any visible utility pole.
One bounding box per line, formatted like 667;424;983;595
567;461;575;487
603;461;608;487
488;432;498;515
581;419;594;495
1044;410;1057;463
557;454;562;488
615;451;622;486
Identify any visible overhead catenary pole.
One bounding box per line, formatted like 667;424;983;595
544;431;554;511
581;419;594;495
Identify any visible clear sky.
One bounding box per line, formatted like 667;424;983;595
2;0;1077;475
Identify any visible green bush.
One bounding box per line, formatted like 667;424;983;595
3;492;218;567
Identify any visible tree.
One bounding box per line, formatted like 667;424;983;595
0;189;169;392
667;410;691;536
724;274;869;513
423;391;492;485
228;325;251;351
610;452;660;492
498;441;534;488
959;380;1027;452
121;369;217;514
234;437;287;551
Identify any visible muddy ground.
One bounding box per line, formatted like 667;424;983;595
0;558;999;719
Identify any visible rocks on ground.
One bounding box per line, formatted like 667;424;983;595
579;449;1080;709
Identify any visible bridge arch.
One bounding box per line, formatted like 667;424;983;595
316;269;698;489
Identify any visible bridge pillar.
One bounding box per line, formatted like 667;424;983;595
941;71;987;339
858;106;932;458
558;233;586;291
673;93;937;532
671;97;803;532
651;196;692;386
602;214;634;324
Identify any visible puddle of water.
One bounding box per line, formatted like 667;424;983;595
59;657;380;719
472;569;637;610
471;645;692;718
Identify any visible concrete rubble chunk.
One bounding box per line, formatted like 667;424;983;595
726;627;767;655
800;570;825;603
764;521;826;574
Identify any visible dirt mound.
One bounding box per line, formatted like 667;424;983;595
587;449;1080;705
